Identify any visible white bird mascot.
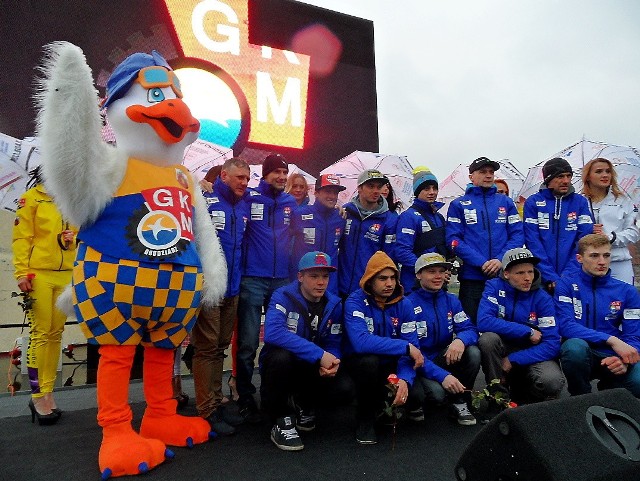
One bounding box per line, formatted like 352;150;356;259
35;42;227;479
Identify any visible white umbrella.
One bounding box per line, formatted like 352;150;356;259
320;151;414;208
437;159;525;214
518;138;640;200
246;163;317;200
0;135;42;213
182;138;233;181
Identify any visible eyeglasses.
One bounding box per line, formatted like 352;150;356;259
136;66;182;98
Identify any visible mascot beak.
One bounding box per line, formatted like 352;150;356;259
126;98;200;144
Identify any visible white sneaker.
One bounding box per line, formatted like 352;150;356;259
450;403;476;426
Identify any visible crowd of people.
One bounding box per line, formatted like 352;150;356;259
13;152;640;452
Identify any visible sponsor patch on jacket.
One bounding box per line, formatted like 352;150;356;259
401;321;416;333
365;317;374;333
498;290;506;297
498;206;507;217
205;196;219;205
609;301;622;315
624;309;640;319
558;296;572;303
402;228;415;235
251;203;264;221
330;323;342;334
303;227;316;244
464;209;477;224
416;320;427;338
460;200;472;206
414;306;423;314
487;296;498;304
567;212;577;222
276;303;287;314
286;312;299;332
421;221;432;232
536;200;546;207
578;215;592;224
345;219;352;235
448;216;461;223
283;206;292;225
210;210;226;230
528;312;538;322
537;316;555;328
353;310;365;319
508;215;521;224
454;311;468;323
301;214;313;220
537;212;550;230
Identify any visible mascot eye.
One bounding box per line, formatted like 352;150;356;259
147;87;165;103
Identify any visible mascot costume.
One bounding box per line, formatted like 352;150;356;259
35;42;227;478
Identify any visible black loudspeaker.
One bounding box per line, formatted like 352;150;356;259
455;389;640;481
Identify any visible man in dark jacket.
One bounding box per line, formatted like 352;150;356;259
236;153;297;423
523;157;593;293
555;234;640;397
290;174;346;294
407;253;480;425
343;251;424;444
446;157;524;323
395;168;450;294
338;169;397;298
477;248;565;403
192;157;249;434
260;251;353;451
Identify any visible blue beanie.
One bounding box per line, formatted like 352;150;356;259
413;169;438;195
102;50;172;109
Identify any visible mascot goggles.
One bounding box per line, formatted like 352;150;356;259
136;66;182;98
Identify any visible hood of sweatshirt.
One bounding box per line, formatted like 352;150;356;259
352;194;389;220
359;251;403;305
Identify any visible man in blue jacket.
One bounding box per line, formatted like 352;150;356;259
192;157;249;435
260;251;353;451
555;234;640;397
407;253;480;425
446;157;524;324
523;157;593;293
236;153;298;423
395;168;450;294
477;247;565;403
343;251;424;445
290;174;346;294
338;169;397;299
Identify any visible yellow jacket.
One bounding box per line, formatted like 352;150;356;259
12;184;77;279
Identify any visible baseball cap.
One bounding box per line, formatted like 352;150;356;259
315;173;346;192
469;157;500;174
415;253;453;274
501;248;540;270
357;169;386;187
298;251;337;272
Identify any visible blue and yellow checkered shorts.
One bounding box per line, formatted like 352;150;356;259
72;243;203;348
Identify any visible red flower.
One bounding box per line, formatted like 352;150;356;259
508;401;518;408
387;374;399;385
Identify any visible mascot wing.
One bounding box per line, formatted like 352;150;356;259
35;41;125;227
193;188;228;306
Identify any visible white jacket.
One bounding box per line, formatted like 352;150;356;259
587;190;639;262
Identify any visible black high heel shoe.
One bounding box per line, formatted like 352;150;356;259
28;400;59;425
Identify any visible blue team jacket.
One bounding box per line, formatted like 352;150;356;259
477;273;561;366
446;185;523;281
408;288;478;383
338;202;397;297
203;178;249;297
555;269;640;355
523;188;593;284
290;201;346;294
261;281;344;364
395;198;448;292
343;288;419;385
242;179;297;278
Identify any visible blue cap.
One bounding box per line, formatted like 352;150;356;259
298;251;336;272
102;50;172;109
413;169;438;195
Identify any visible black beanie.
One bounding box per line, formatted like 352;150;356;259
542;157;572;185
262;153;288;178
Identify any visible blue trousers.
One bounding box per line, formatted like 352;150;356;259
561;338;640;398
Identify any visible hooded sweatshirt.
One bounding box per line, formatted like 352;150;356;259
523;185;593;284
446;185;523;281
343;251;419;385
477;266;561;366
555;268;640;355
338;195;397;297
408;287;478;383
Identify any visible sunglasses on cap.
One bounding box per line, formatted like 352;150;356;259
136;66;182;98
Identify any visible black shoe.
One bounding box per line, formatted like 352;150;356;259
290;397;316;432
28;400;59;426
219;404;244;426
449;402;477;426
408;406;425;422
239;396;262;424
356;420;377;445
270;416;304;451
206;410;236;436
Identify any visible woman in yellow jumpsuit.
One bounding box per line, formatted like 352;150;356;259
12;167;76;424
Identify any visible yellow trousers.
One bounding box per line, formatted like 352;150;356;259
26;269;71;397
